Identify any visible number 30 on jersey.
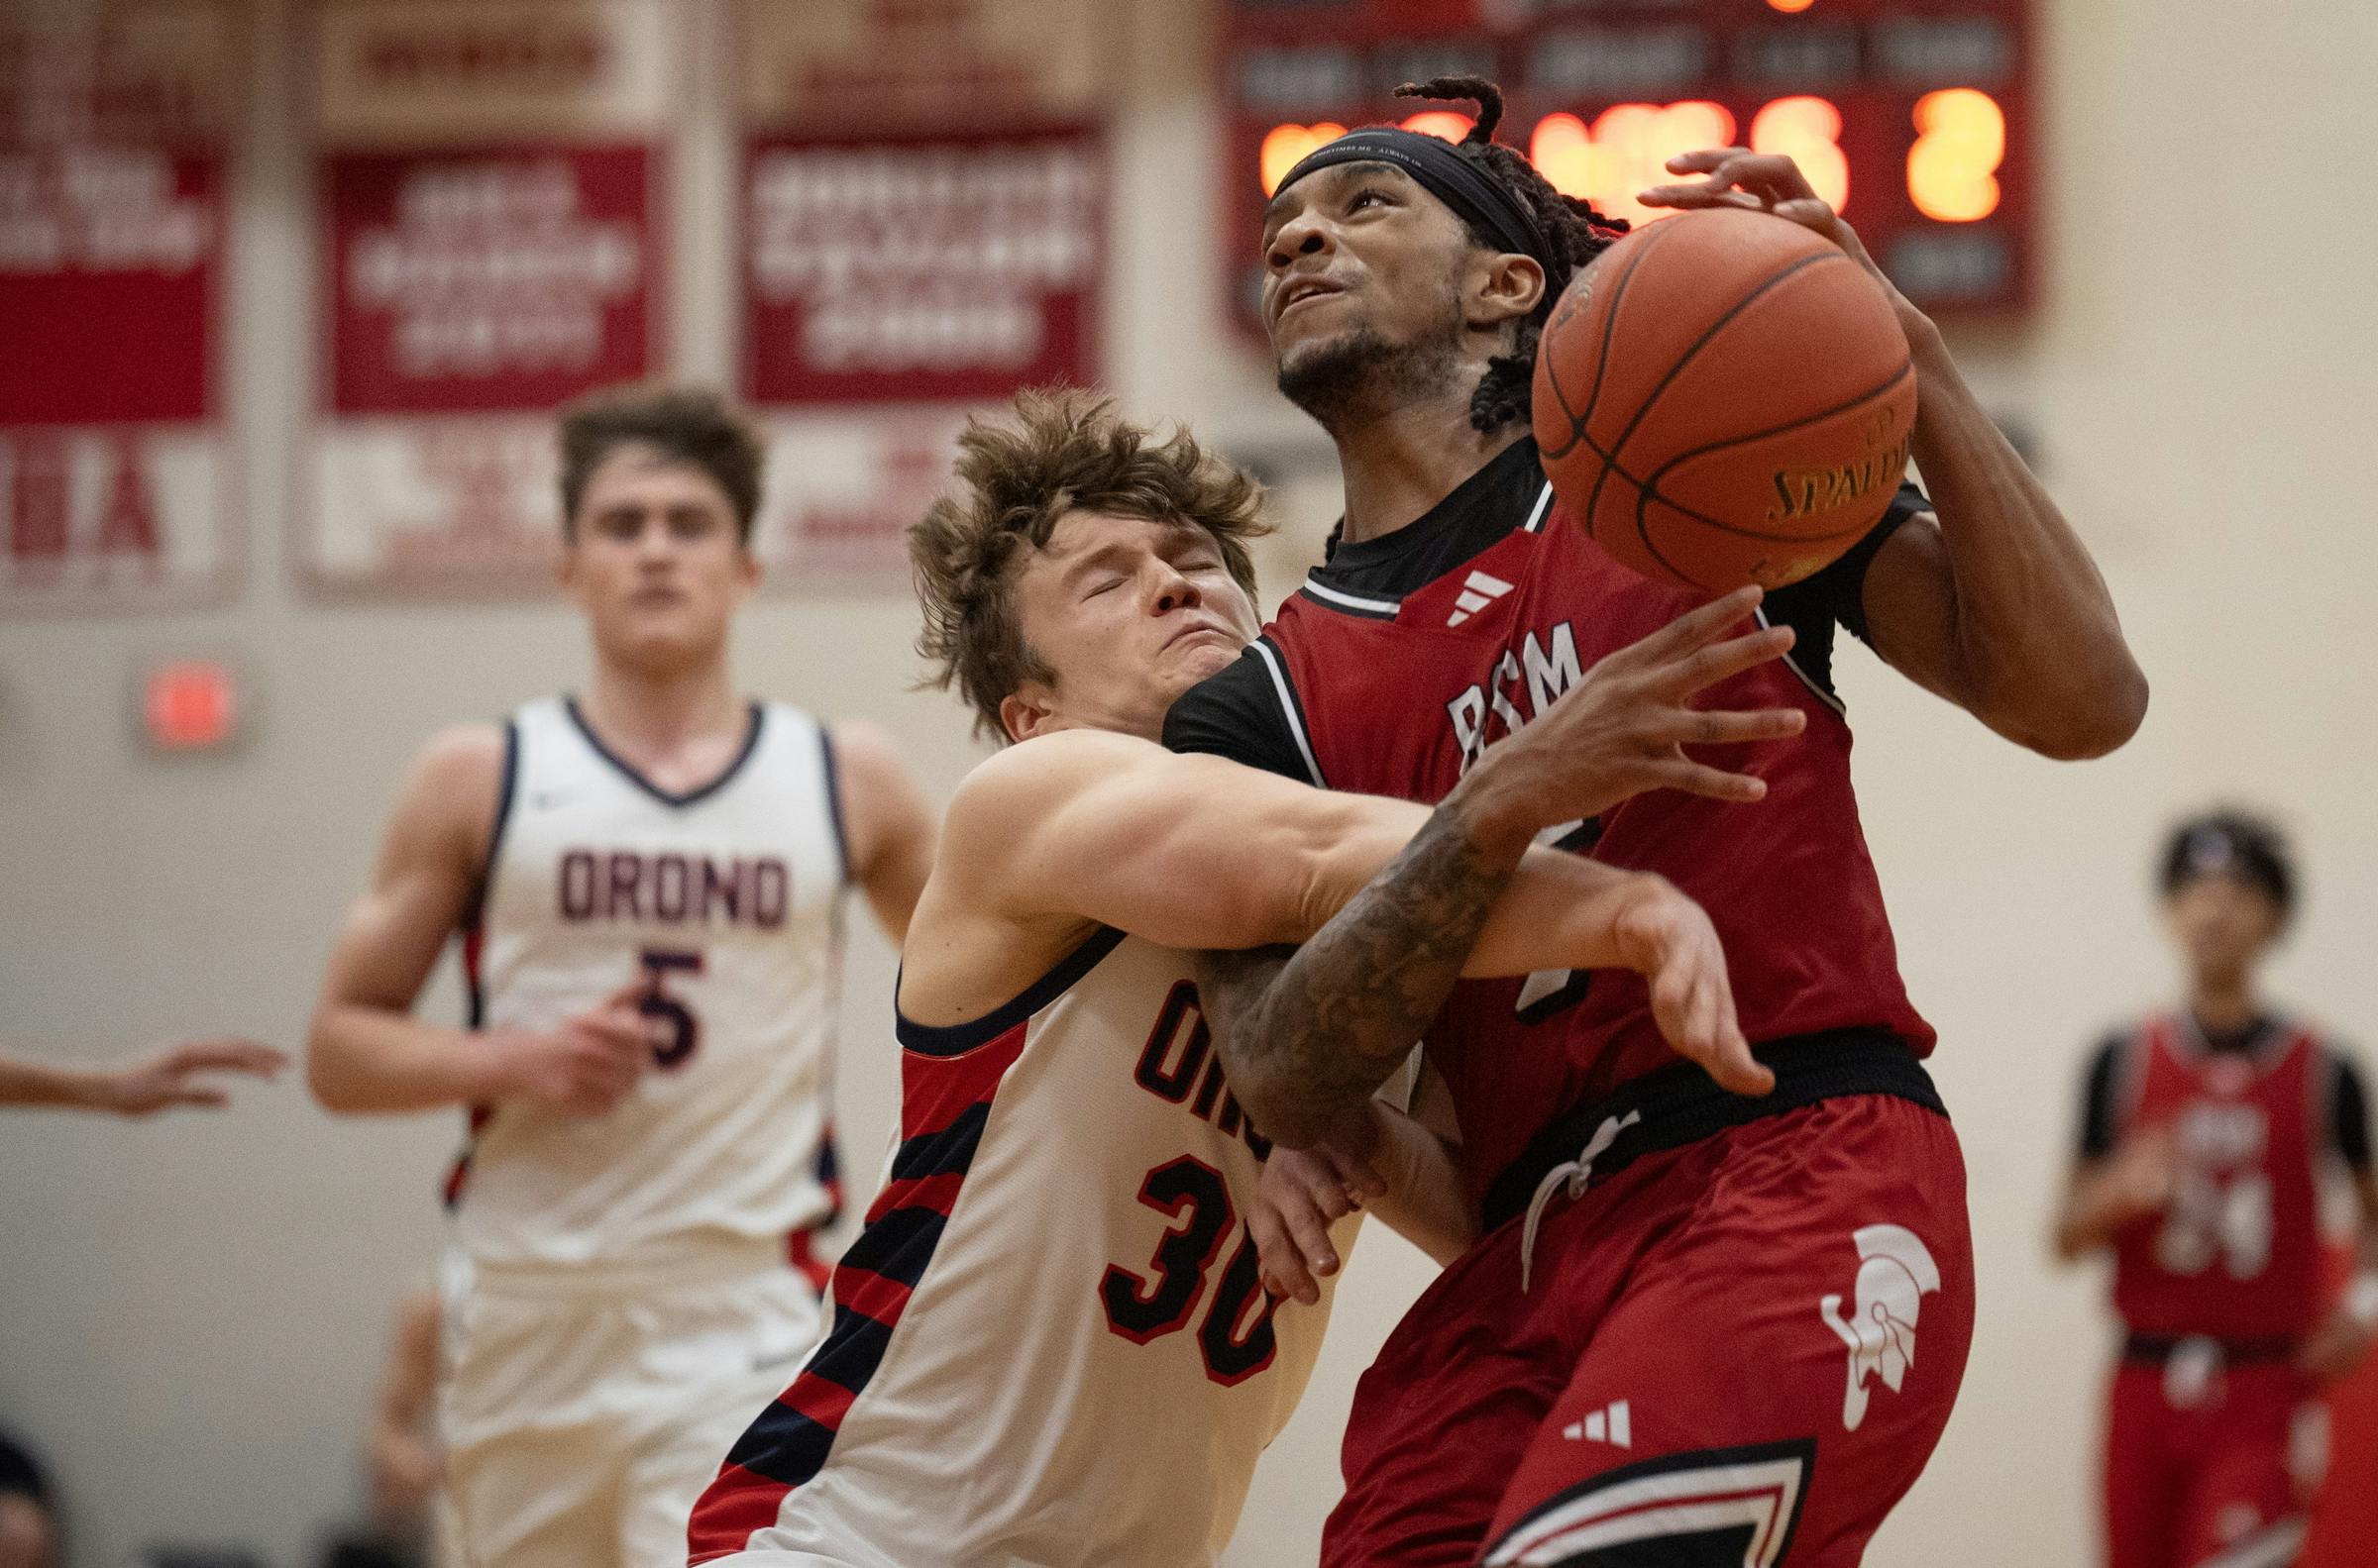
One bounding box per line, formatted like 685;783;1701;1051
1101;1156;1282;1386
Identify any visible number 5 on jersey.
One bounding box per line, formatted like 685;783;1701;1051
1102;1155;1282;1386
638;947;704;1070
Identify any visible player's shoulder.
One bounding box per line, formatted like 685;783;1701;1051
948;730;1156;827
407;721;509;802
385;722;511;866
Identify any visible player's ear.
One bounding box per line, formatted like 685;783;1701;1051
1468;253;1546;329
1000;685;1057;744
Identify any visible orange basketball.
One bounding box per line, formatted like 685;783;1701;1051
1531;207;1916;596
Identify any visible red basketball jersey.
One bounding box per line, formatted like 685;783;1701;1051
2109;1015;2340;1341
1166;438;1933;1204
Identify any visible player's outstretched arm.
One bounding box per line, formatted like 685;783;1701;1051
829;719;938;947
943;716;1748;983
307;727;648;1117
1642;150;2148;761
0;1038;285;1115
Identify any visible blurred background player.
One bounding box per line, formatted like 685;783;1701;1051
303;384;936;1568
690;392;1794;1568
2053;810;2378;1568
1166;77;2146;1566
0;1039;284;1116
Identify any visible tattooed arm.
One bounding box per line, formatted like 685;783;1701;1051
1195;779;1527;1147
1197;587;1803;1150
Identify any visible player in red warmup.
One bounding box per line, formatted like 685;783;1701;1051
2054;812;2378;1568
1162;77;2149;1564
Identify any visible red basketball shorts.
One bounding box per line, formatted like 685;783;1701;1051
2104;1349;2325;1568
1321;1093;1973;1568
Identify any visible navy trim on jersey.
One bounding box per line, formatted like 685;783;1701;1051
890;1100;992;1181
720;1404;835;1497
562;696;767;810
456;718;520;957
724;1302;896;1469
895;926;1130;1059
815;720;854;887
837;1205;946;1289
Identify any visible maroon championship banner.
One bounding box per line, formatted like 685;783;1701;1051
744;126;1103;407
733;0;1110;586
0;3;240;613
298;0;675;596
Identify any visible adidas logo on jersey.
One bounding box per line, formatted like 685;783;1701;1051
1563;1399;1632;1448
1446;570;1515;628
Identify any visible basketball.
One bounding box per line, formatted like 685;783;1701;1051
1532;207;1917;596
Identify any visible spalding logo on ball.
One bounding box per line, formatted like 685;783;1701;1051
1532;207;1916;596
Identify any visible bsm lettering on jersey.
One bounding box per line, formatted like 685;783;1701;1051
1445;620;1583;773
557;848;791;928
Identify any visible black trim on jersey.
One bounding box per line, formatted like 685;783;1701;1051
894;926;1130;1059
1163;640;1314;783
2122;1331;2298;1365
1482;1438;1815;1568
1307;434;1545;601
816;720;854;887
1481;1031;1943;1234
562;695;766;810
2076;1032;2126;1161
2078;1018;2370;1167
1754;481;1928;703
1292;434;1926;710
2338;1052;2372;1173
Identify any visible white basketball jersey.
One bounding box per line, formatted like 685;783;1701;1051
453;696;847;1275
687;932;1350;1568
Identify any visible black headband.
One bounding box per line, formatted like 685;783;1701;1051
1274;127;1553;271
2163;819;2294;913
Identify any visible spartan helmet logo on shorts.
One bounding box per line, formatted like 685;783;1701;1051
1818;1224;1943;1433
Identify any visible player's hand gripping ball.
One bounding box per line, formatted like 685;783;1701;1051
1531;206;1915;596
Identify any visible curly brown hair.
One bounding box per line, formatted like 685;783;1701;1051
911;388;1269;742
558;383;766;544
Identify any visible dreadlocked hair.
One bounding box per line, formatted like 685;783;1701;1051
1394;76;1630;434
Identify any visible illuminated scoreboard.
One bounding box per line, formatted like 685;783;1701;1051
1221;0;2034;332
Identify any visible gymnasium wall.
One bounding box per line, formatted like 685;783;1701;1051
3;3;2374;1567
